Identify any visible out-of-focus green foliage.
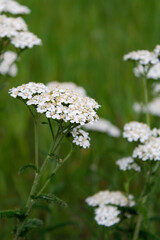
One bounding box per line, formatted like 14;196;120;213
1;0;160;239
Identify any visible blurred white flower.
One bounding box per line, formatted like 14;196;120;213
116;157;141;172
94;205;120;227
133;64;148;78
154;45;160;56
0;51;17;76
47;81;86;96
147;63;160;80
133;137;160;161
123;50;158;65
86;190;135;227
133;63;160;80
11;31;42;49
133;98;160;117
86;190;135;207
0;14;28;38
123;121;151;143
83;118;121;137
0;0;30;15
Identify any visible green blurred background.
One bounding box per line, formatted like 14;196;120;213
1;0;160;239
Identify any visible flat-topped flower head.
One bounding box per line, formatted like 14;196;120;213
26;86;99;125
86;190;135;227
123;121;151;143
0;0;30;15
86;190;135;207
133;137;160;161
9;82;100;126
47;81;86;96
123;50;158;65
11;31;42;49
94;205;120;227
84;118;121;137
0;14;28;38
116;157;141;172
71;127;90;148
9;82;48;100
0;51;17;76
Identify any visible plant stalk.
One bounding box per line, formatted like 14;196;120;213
142;76;150;126
132;215;143;240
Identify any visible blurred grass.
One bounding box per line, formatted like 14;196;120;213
1;0;160;239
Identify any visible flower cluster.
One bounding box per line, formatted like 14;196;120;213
9;82;48;99
94;205;121;227
0;0;41;51
123;121;160;161
83;118;121;138
0;1;41;79
0;51;17;76
86;190;135;207
123;49;158;65
0;14;42;49
86;190;135;227
116;157;141;172
123;121;151;143
124;45;160;80
0;14;27;38
0;0;30;15
9;82;100;149
133;137;160;161
71;127;90;148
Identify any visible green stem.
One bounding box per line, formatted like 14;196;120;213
142;76;150;126
132;215;143;240
34;118;39;170
38;148;73;196
14;151;52;240
48;119;54;140
13;122;73;239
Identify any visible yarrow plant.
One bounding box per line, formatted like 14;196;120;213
86;45;160;240
0;0;41;87
6;82;100;239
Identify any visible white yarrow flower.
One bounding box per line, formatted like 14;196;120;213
0;0;30;15
123;121;151;143
123;50;158;65
133;137;160;161
94;205;120;227
9;82;100;126
11;31;42;49
86;190;135;207
86;190;135;227
116;157;141;172
0;14;28;38
84;118;121;137
71;127;90;149
133;98;160;117
0;51;17;76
